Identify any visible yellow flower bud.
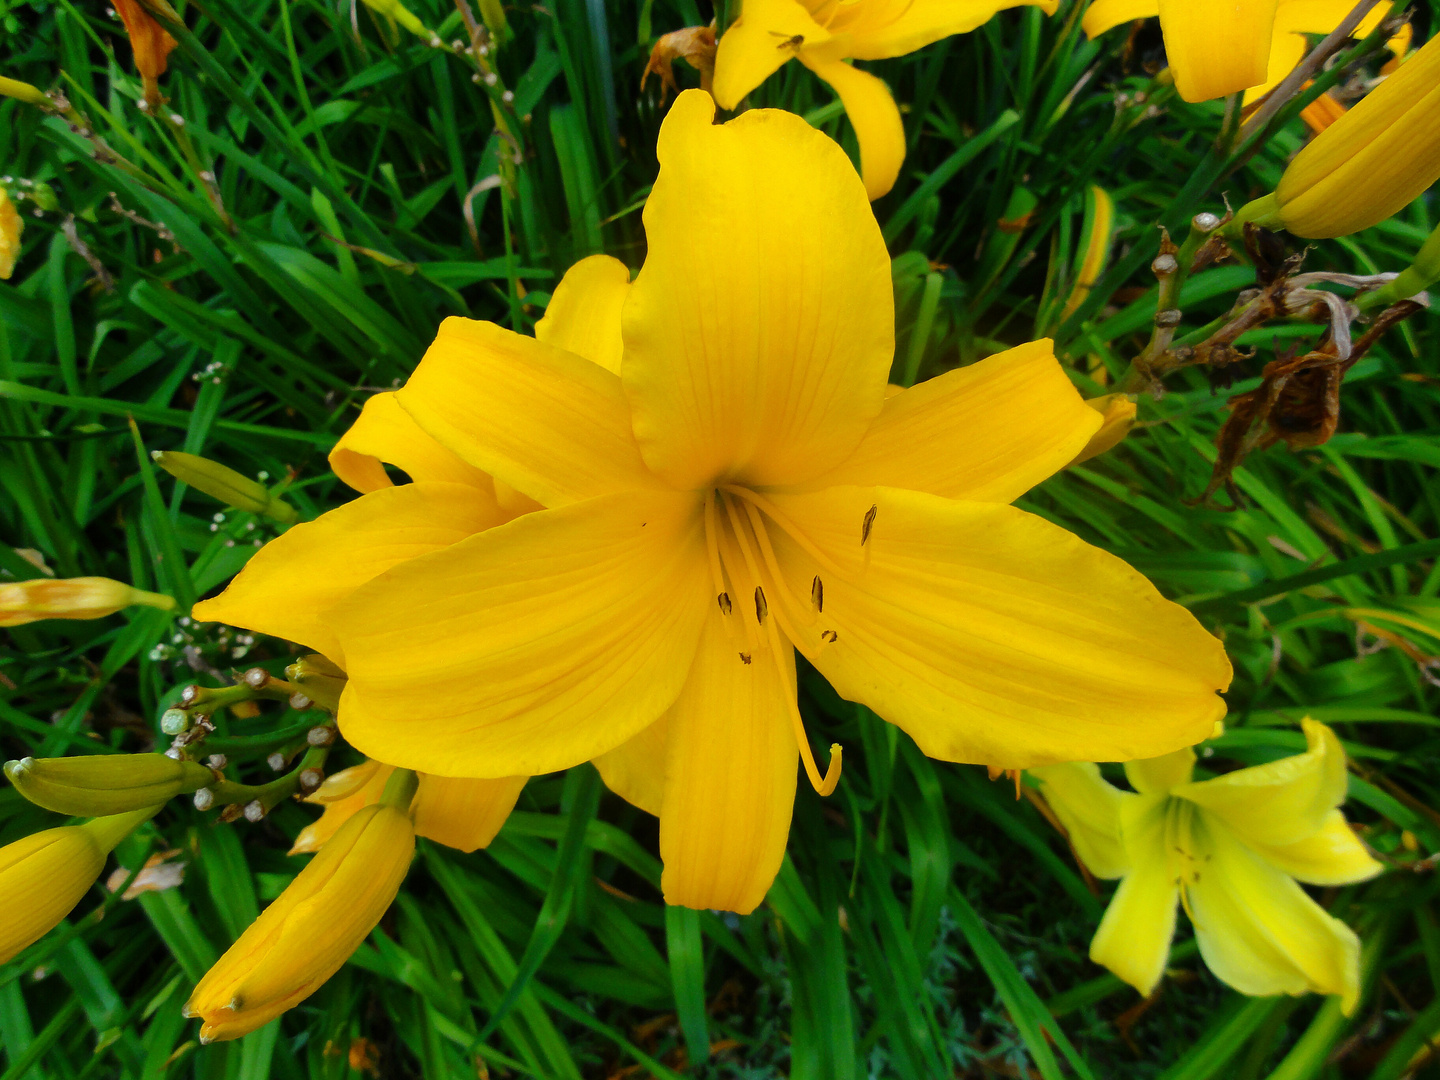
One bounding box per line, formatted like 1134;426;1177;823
284;654;347;713
185;802;415;1041
0;577;175;627
1068;393;1138;466
0;185;21;280
5;754;214;817
358;0;431;39
151;451;298;523
0;808;157;964
1236;33;1440;239
0;75;50;109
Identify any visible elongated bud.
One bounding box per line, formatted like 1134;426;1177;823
475;0;511;45
0;577;174;627
1232;34;1440;239
185;804;415;1041
5;753;213;816
284;654;346;713
358;0;431;39
0;806;157;964
1059;185;1115;322
1067;394;1138;467
0;75;50;108
151;451;298;523
0;186;21;280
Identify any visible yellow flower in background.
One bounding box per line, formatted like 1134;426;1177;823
0;576;175;626
1082;0;1390;103
0;808;157;964
290;759;524;855
185;799;415;1042
200;91;1229;915
0;185;21;280
1235;31;1440;239
712;0;1057;199
1032;720;1382;1012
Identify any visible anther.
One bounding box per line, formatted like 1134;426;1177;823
861;505;877;545
739;652;752;665
717;592;732;616
811;576;823;612
820;629;838;643
753;586;768;625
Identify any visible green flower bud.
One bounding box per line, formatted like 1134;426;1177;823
4;754;214;816
151;451;298;524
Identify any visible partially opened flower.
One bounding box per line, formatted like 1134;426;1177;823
1032;719;1382;1012
200;91;1229;915
713;0;1056;199
185;792;416;1042
1083;0;1389;104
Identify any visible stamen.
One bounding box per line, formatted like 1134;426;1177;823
702;493;731;614
732;495;818;645
717;593;732;616
811;575;823;612
754;586;768;625
820;629;837;643
861;504;877;546
719;485;849;580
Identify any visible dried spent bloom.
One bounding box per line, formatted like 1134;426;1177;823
1032;720;1382;1012
1235;31;1440;239
713;0;1056;199
0;808;158;964
112;0;178;104
0;576;175;627
197;92;1230;914
1083;0;1390;104
184;800;416;1041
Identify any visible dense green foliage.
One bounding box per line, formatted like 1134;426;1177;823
3;0;1440;1075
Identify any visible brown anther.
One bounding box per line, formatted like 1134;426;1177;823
717;591;732;616
811;575;824;612
861;505;877;545
739;652;752;665
820;629;838;643
753;586;768;625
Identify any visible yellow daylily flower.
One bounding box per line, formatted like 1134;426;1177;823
1032;719;1382;1013
0;808;157;964
1234;31;1440;239
290;759;525;855
1083;0;1390;103
186;795;415;1042
198;92;1228;915
0;576;175;627
0;184;21;280
712;0;1056;199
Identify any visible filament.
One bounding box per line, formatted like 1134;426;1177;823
719;484;850;581
762;608;841;796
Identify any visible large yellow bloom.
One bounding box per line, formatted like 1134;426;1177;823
712;0;1056;199
0;808;156;964
1236;31;1440;238
1032;719;1382;1013
198;92;1229;914
1083;0;1390;103
185;801;415;1042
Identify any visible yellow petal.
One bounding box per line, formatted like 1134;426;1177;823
1123;747;1196;795
1171;718;1346;847
1068;393;1137;466
831;0;1059;61
290;761;393;856
1241;28;1307;106
622;90;892;490
768;486;1230;768
412;774;528;852
1090;794;1178;996
711;0;829;108
1029;762;1131;879
396;316;667;508
193;482;502;667
329;392;494;496
1244;809;1383;886
0;828;108;964
1187;814;1363;1014
534;254;630;375
798;52;906;200
659;610;798;914
1274;0;1389;34
1274;32;1440;238
1157;0;1278;101
1082;0;1158;36
332;490;710;778
189;804;415;1041
803;340;1100;503
0;187;22;280
593;717;669;817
